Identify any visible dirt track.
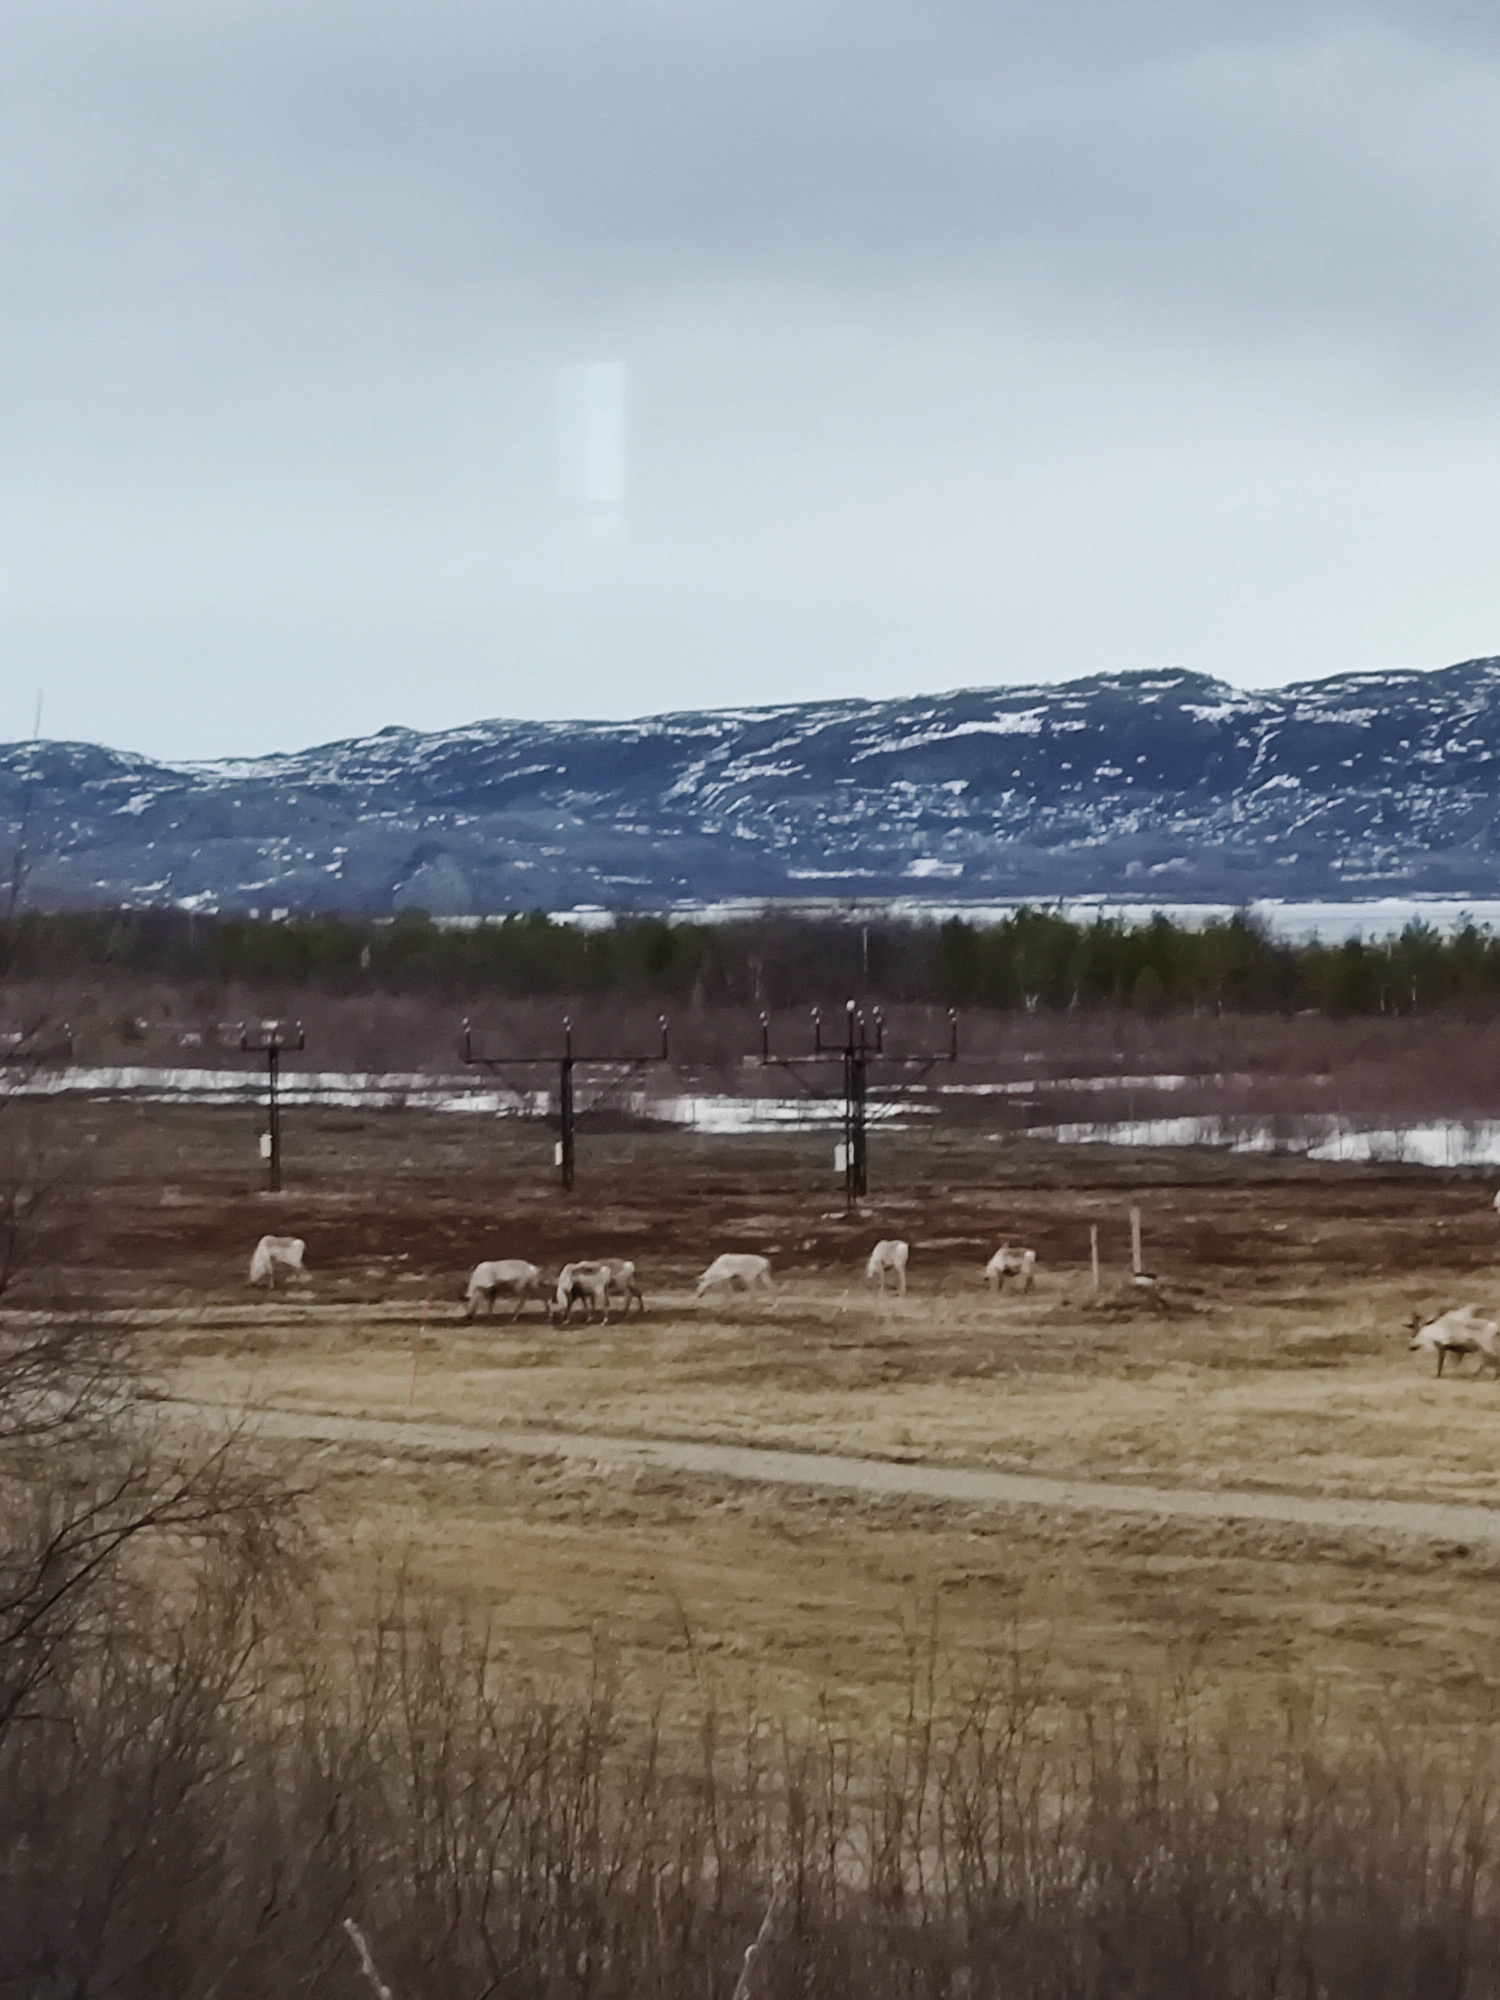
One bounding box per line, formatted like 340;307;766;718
170;1399;1500;1551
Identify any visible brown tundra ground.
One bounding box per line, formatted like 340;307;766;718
19;1098;1500;1734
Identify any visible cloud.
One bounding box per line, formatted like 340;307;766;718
0;1;1497;755
8;2;1498;341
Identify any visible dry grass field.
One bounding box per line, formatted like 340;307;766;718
20;1096;1500;1737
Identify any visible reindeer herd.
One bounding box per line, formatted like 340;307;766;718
248;1219;1500;1381
247;1232;1040;1323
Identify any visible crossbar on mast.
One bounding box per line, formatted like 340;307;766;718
462;1017;670;1190
760;1003;958;1211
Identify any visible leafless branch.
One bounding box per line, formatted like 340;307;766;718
730;1882;788;2000
343;1918;397;2000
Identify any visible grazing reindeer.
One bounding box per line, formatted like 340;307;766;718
553;1261;615;1324
464;1259;544;1321
248;1235;306;1288
696;1253;774;1298
601;1258;645;1316
865;1240;909;1296
1408;1305;1500;1378
984;1245;1036;1294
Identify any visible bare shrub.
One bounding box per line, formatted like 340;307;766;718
0;1518;1499;1998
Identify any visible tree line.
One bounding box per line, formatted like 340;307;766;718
2;902;1498;1014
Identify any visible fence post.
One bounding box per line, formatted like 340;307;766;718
1130;1206;1143;1278
1091;1223;1100;1292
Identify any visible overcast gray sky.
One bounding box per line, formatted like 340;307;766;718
3;0;1498;759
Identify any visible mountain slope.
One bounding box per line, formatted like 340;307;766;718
5;659;1500;913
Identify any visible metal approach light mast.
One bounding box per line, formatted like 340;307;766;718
462;1017;670;1190
239;1020;305;1194
760;1000;958;1210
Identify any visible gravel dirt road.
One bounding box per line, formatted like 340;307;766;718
169;1400;1500;1550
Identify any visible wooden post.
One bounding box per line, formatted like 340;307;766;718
1090;1224;1100;1292
1130;1206;1143;1277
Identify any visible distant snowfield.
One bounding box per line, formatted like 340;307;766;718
1038;1117;1500;1168
0;1064;927;1132
4;1061;1499;1164
545;896;1500;943
650;1096;931;1133
0;1064;498;1111
0;1062;1205;1121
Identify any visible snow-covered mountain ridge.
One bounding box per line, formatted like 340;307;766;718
5;658;1500;913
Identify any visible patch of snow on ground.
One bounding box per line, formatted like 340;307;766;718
1032;1115;1500;1167
651;1096;934;1133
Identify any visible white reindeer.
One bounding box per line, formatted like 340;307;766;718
601;1258;645;1317
695;1253;775;1298
984;1245;1036;1294
865;1239;909;1296
553;1261;615;1324
464;1259;544;1321
248;1235;306;1288
1408;1305;1500;1378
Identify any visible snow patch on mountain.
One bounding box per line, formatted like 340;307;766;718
5;658;1500;912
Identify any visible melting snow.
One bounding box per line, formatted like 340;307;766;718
851;713;1047;759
